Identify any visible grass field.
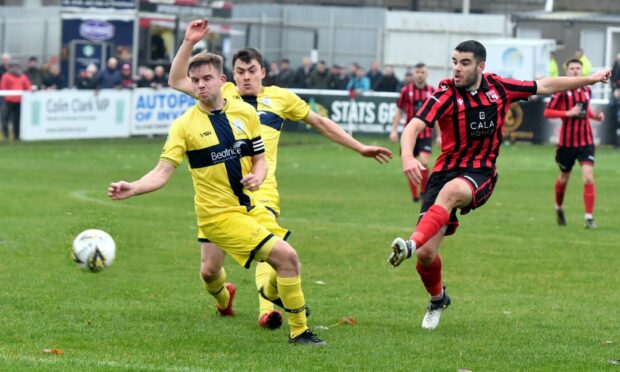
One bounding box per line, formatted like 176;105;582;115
1;132;619;371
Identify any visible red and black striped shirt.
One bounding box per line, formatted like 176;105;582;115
397;83;435;139
415;73;537;172
546;87;594;147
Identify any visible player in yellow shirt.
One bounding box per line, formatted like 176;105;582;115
108;52;325;345
169;19;393;330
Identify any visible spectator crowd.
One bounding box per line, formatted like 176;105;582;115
262;57;410;93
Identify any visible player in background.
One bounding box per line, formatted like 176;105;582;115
109;52;325;345
387;40;610;330
389;63;439;202
169;19;392;331
543;58;604;229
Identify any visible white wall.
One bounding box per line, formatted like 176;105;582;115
383;11;510;86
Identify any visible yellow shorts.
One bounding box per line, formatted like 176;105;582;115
254;186;281;217
198;206;290;269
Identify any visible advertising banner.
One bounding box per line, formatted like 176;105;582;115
21;90;131;141
130;88;197;135
291;90;400;134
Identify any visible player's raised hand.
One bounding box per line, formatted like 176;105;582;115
402;156;425;185
359;145;393;164
591;69;611;84
241;173;261;191
108;181;135;200
184;19;209;44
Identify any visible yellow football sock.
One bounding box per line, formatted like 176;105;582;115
277;275;308;338
202;268;229;309
256;262;277;316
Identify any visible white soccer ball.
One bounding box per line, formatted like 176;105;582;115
72;229;116;272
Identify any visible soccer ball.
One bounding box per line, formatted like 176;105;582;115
72;229;116;272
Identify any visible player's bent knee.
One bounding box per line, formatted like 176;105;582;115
268;241;300;275
200;262;221;281
415;247;436;265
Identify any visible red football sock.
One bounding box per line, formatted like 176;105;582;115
407;178;419;200
410;205;450;248
584;183;595;214
420;169;429;193
416;255;443;297
555;180;567;208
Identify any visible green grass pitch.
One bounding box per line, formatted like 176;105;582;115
1;132;619;371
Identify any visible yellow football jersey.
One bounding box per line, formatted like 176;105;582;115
160;98;265;222
221;82;310;215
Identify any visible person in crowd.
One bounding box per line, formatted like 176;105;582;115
574;48;592;76
96;57;123;89
0;62;31;140
373;64;400;92
548;51;559;77
42;64;64;90
76;63;98;90
293;56;313;88
308;60;331;89
24;56;44;90
136;67;156;88
277;58;295;88
263;61;280;86
346;66;370;93
120;64;136;89
328;64;348;90
366;61;383;90
153;65;169;88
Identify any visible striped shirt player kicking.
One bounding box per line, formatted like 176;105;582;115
544;58;604;229
390;62;437;202
387;40;611;331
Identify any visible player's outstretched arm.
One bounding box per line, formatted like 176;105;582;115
168;19;210;96
303;111;393;163
401;118;426;185
536;69;611;95
108;161;176;200
241;153;267;192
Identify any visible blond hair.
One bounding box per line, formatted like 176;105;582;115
187;52;224;76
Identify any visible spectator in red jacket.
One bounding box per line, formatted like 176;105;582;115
0;62;31;140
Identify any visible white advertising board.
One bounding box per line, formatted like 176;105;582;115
21;90;131;141
130;88;196;135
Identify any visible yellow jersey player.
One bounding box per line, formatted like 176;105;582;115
169;19;393;330
108;52;326;345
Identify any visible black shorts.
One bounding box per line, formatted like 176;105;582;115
413;138;433;157
555;145;595;173
419;168;498;236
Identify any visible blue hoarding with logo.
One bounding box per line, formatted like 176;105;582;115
61;14;135;87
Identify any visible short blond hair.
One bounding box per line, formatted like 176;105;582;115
187;52;224;76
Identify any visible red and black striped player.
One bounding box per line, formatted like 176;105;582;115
387;40;611;331
544;58;603;229
390;63;437;202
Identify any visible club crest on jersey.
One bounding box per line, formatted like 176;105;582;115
486;90;498;102
261;97;272;107
232;119;245;133
441;84;448;91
